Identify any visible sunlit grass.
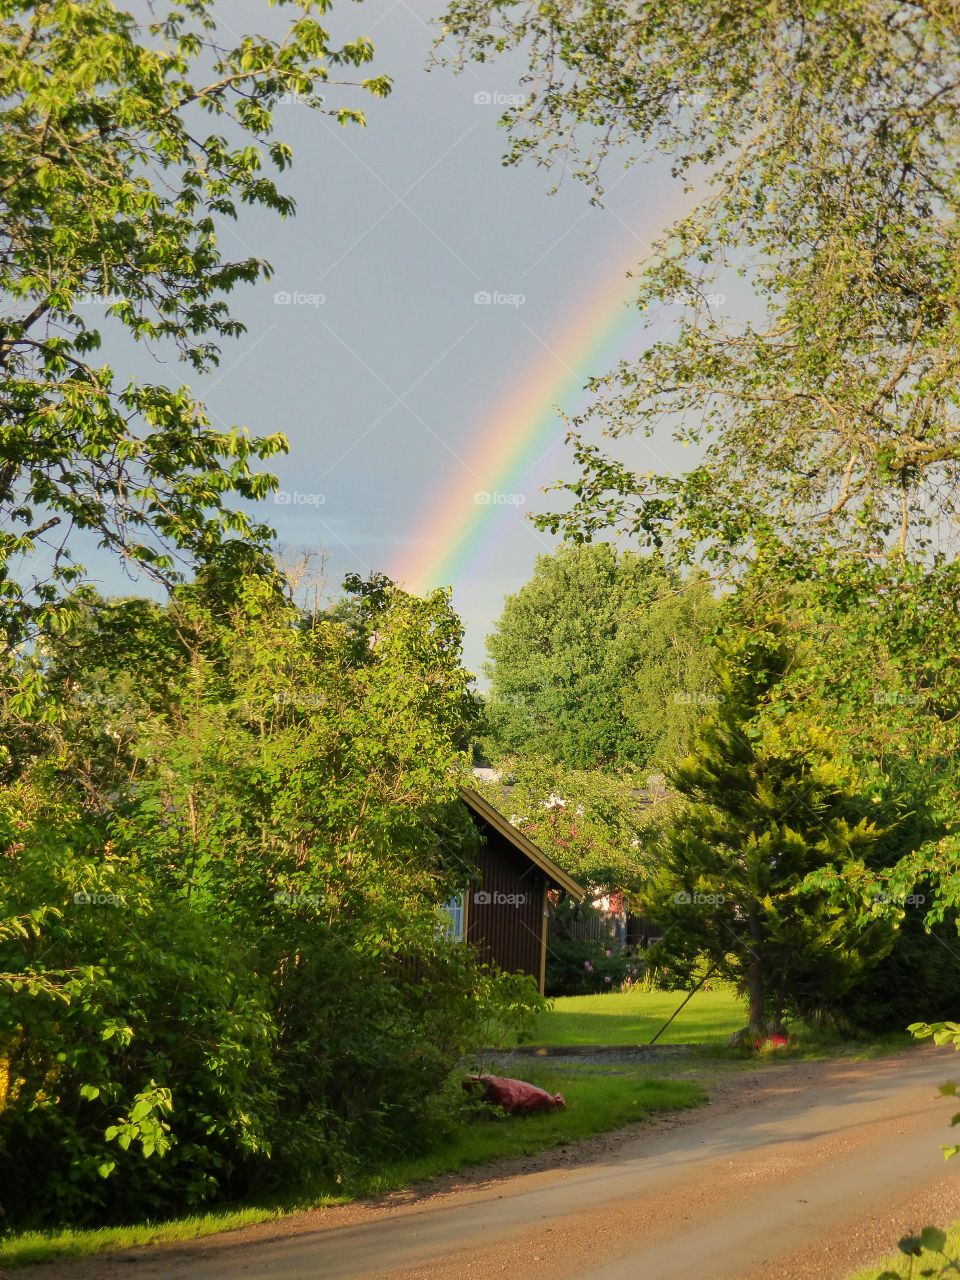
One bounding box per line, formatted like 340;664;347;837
521;989;914;1060
356;1068;704;1195
526;986;746;1046
0;1209;292;1270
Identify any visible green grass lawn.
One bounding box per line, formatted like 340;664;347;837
0;1067;703;1271
526;986;747;1046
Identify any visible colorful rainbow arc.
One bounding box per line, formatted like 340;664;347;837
392;212;681;594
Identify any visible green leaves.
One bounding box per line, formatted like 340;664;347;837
483;543;716;770
910;1022;960;1049
104;1083;173;1160
0;571;504;1225
0;1;389;644
445;0;960;572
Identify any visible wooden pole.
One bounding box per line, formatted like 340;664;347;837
648;963;719;1045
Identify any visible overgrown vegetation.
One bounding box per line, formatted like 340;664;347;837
0;570;543;1226
0;1065;703;1269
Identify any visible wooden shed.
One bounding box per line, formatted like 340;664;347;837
454;787;584;995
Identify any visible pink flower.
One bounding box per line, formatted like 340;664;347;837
584;960;593;972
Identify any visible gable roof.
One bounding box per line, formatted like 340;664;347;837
459;786;585;899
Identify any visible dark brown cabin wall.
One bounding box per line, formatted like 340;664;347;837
465;825;545;981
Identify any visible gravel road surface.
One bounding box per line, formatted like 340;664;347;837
17;1046;960;1280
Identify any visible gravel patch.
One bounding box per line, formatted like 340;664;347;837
471;1044;698;1069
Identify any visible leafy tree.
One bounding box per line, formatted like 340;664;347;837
0;572;543;1225
742;568;960;1011
0;0;390;645
645;623;897;1036
484;543;715;769
477;757;658;894
441;1;960;571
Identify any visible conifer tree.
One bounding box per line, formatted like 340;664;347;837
645;624;894;1036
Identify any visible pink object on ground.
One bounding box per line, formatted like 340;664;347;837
464;1073;566;1114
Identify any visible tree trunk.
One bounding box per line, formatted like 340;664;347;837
747;912;766;1035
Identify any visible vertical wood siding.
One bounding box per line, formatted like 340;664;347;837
465;817;547;986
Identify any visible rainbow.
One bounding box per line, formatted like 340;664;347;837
393;213;684;594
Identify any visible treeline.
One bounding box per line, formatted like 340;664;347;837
481;545;960;1033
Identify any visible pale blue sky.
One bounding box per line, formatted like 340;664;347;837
84;0;726;678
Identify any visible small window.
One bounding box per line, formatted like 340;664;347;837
442;893;465;941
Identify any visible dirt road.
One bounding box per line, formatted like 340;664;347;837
23;1047;960;1280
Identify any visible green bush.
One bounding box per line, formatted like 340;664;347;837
827;904;960;1033
0;826;277;1222
545;901;634;996
0;574;542;1227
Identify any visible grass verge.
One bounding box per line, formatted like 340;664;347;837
0;1210;291;1273
355;1067;704;1196
0;1067;703;1271
850;1221;960;1279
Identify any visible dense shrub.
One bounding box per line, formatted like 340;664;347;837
0;573;543;1227
0;846;276;1222
829;904;960;1033
545;900;635;996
